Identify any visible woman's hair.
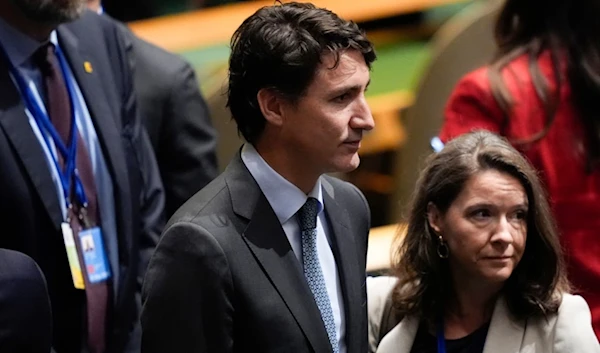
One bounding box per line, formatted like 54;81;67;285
489;0;600;169
391;131;569;324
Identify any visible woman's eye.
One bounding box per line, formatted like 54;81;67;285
513;209;528;221
471;209;491;219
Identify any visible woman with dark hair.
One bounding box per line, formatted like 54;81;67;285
369;131;599;353
439;0;600;337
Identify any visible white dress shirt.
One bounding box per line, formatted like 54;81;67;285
241;143;347;353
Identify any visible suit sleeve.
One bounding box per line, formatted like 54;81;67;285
133;128;165;283
126;72;165;353
554;295;600;352
117;41;165;289
106;20;166;353
439;70;506;143
110;20;166;282
141;222;234;352
162;62;218;217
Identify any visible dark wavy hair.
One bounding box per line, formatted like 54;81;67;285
226;2;376;144
489;0;600;170
392;131;569;325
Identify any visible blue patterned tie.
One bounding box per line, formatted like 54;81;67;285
298;197;339;353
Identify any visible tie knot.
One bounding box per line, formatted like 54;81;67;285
32;43;56;74
298;197;319;232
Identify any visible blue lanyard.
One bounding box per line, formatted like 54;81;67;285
0;42;88;209
437;316;447;353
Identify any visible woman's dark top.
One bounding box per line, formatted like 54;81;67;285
409;321;490;353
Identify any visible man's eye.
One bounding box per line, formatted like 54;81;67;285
334;93;349;102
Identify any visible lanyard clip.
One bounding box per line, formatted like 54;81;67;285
78;204;93;229
66;202;74;223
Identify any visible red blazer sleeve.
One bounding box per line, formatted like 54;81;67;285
439;68;506;143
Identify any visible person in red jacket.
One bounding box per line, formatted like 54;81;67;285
439;0;600;338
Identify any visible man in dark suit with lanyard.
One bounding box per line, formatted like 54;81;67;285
0;0;164;352
142;3;375;352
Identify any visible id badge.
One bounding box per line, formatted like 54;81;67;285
78;227;112;283
61;222;85;289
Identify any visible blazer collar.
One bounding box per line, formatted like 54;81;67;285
377;315;420;353
225;152;261;221
377;296;525;353
482;297;525;353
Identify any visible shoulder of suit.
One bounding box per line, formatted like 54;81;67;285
527;293;589;332
60;10;129;63
557;293;590;316
168;173;229;223
64;10;118;38
526;293;600;352
322;175;369;217
322;175;362;195
560;292;583;305
0;249;43;280
131;34;191;77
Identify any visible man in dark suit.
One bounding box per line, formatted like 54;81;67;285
0;249;52;353
126;36;218;217
142;3;376;352
0;0;164;352
88;0;219;218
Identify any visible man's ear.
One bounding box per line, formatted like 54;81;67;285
257;88;284;127
427;202;443;235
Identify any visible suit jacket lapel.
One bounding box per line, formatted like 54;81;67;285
378;298;525;353
57;26;131;295
226;155;332;353
377;315;419;353
322;178;364;353
56;26;129;200
0;57;63;231
483;297;525;353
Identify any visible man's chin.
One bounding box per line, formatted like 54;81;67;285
12;0;86;24
331;155;361;174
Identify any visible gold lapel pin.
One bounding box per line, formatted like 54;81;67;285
84;61;93;73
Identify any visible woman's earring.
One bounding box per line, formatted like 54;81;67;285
437;234;449;259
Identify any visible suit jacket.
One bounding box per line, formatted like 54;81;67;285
0;249;52;353
0;10;164;353
116;24;218;218
377;294;600;353
141;153;371;353
367;277;600;353
439;51;600;337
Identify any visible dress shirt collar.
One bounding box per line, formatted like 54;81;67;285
0;16;58;68
241;143;324;224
